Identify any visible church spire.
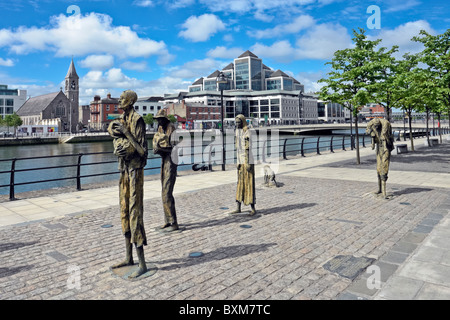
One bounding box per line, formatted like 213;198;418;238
66;57;79;79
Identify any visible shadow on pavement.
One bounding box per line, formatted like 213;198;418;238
156;243;277;271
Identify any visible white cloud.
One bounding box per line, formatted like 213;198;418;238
178;14;226;42
196;0;317;14
168;58;219;79
384;0;421;13
120;61;149;72
251;23;352;62
207;46;245;59
0;57;14;66
0;13;170;63
295;71;326;93
248;15;316;39
80;55;114;70
252;41;297;63
295;23;352;60
132;0;154;7
369;20;436;57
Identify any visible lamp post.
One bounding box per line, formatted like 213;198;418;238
216;72;227;171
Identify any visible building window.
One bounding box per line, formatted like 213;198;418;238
114;105;118;111
235;59;249;90
143;106;147;111
6;99;14;106
150;106;154;110
106;105;110;111
135;106;139;110
283;78;293;91
0;99;3;106
204;80;216;91
267;79;281;90
56;101;65;117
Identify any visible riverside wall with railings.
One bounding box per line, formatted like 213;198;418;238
0;127;449;201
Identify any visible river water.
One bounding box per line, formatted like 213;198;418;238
0;129;371;195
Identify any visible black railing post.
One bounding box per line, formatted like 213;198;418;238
9;158;17;201
330;136;334;153
208;145;213;171
342;135;346;151
316;137;321;155
362;134;366;148
404;129;407;141
283;139;288;160
301;137;305;157
76;153;83;191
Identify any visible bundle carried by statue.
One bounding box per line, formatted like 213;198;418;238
152;132;171;155
108;120;136;161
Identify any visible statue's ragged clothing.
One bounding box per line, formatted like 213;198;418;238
366;118;394;182
235;121;255;206
153;122;178;226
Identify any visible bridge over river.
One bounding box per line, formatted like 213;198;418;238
257;123;433;135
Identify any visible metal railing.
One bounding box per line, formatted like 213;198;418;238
1;127;448;201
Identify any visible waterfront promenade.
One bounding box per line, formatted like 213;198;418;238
0;136;449;301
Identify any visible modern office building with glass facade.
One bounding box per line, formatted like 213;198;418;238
0;85;27;119
181;50;313;126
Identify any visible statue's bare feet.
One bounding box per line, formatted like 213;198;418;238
111;259;134;269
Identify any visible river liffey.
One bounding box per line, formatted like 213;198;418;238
0;130;370;196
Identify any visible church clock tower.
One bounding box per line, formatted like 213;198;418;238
65;58;79;133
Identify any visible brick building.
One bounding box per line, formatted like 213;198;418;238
89;93;121;131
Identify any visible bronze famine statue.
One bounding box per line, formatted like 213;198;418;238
231;114;256;215
153;109;179;232
107;90;148;278
366;118;395;199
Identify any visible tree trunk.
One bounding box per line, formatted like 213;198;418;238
408;109;414;151
349;107;354;150
426;108;430;147
354;112;360;165
438;113;442;143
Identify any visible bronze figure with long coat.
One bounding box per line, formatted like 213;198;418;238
153;109;179;232
366;118;395;199
108;90;148;278
231;114;256;215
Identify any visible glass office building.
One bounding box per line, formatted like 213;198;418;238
182;50;313;125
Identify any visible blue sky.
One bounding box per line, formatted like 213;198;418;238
0;0;448;105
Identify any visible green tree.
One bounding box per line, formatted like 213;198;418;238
392;53;421;150
371;45;401;121
143;113;154;129
319;28;381;164
168;114;177;123
413;29;450;142
4;113;23;136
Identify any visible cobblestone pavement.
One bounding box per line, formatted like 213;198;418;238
0;137;449;300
